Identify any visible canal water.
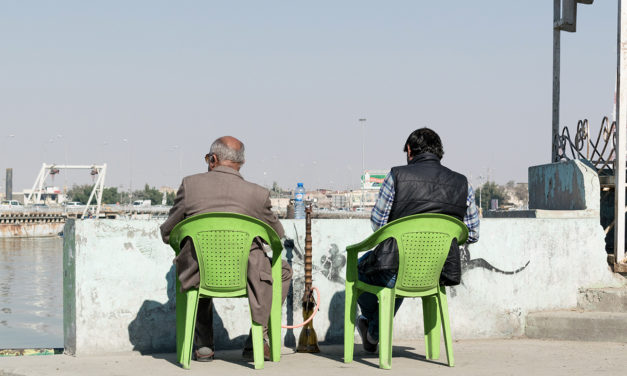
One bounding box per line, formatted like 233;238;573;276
0;237;63;349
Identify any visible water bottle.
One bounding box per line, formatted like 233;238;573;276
294;183;306;219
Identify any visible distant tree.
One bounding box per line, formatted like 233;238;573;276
513;183;529;205
67;184;92;204
271;181;280;196
67;185;122;204
133;184;163;204
101;187;121;204
475;181;507;211
166;191;176;205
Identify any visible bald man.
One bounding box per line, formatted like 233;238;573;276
160;136;292;362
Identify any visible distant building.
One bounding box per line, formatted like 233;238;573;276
331;193;349;209
270;197;290;212
349;189;378;209
21;187;65;205
159;186;177;194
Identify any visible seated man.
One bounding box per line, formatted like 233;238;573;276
160;136;292;362
356;127;480;352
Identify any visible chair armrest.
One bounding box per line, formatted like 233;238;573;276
345;226;393;256
345;227;394;284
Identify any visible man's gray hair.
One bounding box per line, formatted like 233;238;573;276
209;138;245;164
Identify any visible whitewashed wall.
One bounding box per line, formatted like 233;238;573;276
63;215;622;355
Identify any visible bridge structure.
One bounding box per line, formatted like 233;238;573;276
24;163;107;219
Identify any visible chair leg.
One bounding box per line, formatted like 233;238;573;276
268;308;281;362
251;321;265;370
422;295;441;360
344;282;357;363
438;286;454;367
175;279;185;365
179;289;199;370
269;254;282;362
378;289;395;370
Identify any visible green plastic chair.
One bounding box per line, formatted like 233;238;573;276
168;212;284;370
343;213;468;369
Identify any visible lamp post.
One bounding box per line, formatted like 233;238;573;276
358;118;366;210
123;138;132;204
478;175;484;214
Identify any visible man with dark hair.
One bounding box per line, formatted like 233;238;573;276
160;136;292;362
355;127;480;353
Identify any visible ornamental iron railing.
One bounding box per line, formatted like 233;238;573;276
556;116;616;173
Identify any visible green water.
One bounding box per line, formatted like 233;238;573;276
0;237;63;349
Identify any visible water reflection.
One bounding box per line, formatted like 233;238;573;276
0;237;63;348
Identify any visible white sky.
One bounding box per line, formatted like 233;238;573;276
0;1;618;192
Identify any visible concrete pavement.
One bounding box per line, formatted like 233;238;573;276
1;338;625;376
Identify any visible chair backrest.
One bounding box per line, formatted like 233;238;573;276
168;212;282;293
378;214;468;293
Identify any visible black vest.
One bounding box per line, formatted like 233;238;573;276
359;153;468;275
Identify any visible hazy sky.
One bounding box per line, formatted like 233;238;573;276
0;1;618;193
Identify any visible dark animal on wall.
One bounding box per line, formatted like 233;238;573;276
460;244;530;275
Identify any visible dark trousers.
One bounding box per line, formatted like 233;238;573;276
356;251;404;341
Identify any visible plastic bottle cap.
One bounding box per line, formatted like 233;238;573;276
297;183;303;187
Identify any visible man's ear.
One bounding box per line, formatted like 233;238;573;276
406;145;412;158
209;154;218;170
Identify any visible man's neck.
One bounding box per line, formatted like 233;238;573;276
215;161;242;171
408;152;440;165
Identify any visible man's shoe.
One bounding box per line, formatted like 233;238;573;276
242;340;270;362
193;347;215;362
357;315;378;353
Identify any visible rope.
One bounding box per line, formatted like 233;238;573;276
281;286;320;329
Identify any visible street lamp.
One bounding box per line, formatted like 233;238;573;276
358;118;366;210
123;138;132;204
478;175;484;213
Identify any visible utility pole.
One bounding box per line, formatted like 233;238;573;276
359;118;366;210
552;0;594;161
552;0;561;162
615;0;627;269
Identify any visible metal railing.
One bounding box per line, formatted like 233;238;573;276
556;116;616;173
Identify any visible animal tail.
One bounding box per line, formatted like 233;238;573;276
466;259;530;275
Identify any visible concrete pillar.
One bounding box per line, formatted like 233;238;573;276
5;168;12;201
528;160;600;211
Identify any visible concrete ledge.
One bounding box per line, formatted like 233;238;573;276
577;287;627;313
63;217;623;355
483;209;598;219
525;311;627;342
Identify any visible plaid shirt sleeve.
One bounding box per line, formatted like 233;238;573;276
370;172;395;231
464;183;480;244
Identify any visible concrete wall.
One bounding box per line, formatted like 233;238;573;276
63;216;623;355
528;160;600;211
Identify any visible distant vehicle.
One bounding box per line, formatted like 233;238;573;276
132;200;152;207
1;200;22;207
63;201;84;207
